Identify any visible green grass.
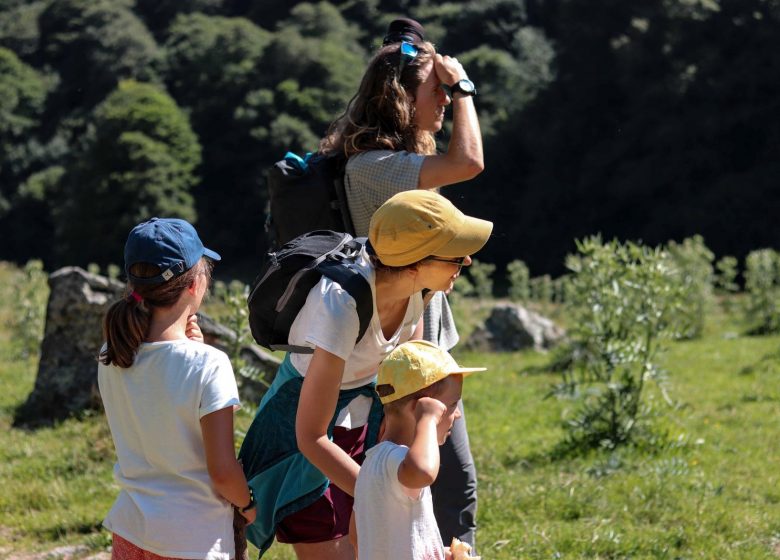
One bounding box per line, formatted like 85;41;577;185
1;263;779;558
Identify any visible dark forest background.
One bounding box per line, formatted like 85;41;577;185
1;0;779;277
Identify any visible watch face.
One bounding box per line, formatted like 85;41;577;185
458;79;476;93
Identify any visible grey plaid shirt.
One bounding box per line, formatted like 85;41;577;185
346;150;459;350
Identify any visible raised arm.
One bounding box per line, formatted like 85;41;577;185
418;54;484;190
296;347;361;496
397;397;447;489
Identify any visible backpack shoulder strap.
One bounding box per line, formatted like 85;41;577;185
328;153;355;236
316;256;373;345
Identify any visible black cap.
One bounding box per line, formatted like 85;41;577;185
383;17;425;46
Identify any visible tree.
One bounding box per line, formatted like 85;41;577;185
0;1;46;62
163;13;271;117
55;81;200;266
0;48;47;190
0;48;54;262
38;0;161;117
135;0;226;37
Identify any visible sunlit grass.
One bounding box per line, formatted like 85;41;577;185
1;262;779;558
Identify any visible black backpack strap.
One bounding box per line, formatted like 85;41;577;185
329;154;355;236
316;259;373;345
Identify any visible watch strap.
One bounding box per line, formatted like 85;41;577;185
240;487;256;512
450;79;476;97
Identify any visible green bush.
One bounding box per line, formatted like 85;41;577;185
552;237;686;454
212;279;270;423
665;235;714;339
743;249;780;334
529;274;553;305
552;274;573;304
715;256;739;294
506;259;530;303
11;260;48;359
447;273;474;313
467;259;495;299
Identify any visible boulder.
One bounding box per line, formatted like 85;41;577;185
14;267;124;426
14;267;280;427
466;303;565;352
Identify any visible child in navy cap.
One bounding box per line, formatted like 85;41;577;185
98;217;255;560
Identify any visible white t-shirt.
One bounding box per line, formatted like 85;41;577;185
288;247;424;389
354;441;445;560
98;339;240;560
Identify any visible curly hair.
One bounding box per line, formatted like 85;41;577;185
319;41;438;158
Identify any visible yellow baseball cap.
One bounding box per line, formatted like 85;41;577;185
368;190;493;267
376;340;487;404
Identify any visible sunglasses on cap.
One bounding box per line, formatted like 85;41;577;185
398;41;418;74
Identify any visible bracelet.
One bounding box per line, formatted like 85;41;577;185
240;487;256;513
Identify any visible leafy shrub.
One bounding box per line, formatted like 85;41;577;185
212;280;270;421
552;237;686;454
506;259;530;302
743;249;780;334
446;272;475;315
212;280;250;364
665;235;714;339
529;274;553;305
714;256;739;294
467;259;495;299
12;260;48;359
552;274;573;304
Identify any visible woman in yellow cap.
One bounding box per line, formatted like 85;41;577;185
238;190;492;560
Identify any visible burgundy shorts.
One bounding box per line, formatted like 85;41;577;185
275;423;368;544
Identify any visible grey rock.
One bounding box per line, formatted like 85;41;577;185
466;303;565;352
14;267;124;426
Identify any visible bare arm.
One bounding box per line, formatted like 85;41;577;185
397;397;446;489
296;347;361;496
418;54;484;190
200;407;256;523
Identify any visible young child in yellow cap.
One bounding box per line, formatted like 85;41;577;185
353;340;485;560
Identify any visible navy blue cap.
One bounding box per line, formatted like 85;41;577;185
124;218;221;284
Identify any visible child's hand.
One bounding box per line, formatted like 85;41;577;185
186;314;204;343
444;546;453;560
414;397;447;423
239;504;256;525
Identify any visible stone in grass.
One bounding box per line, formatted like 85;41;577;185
466;303;565;352
14;267;279;428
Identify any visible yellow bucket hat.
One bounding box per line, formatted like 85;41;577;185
368;190;493;267
377;340;487;404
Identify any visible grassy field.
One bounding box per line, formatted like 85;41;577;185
1;262;779;558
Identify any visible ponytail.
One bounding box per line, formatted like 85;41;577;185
99;258;213;368
99;296;152;368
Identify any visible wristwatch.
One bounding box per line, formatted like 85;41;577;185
450;79;477;97
240;487;256;513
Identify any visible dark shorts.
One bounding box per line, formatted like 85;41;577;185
275;423;368;544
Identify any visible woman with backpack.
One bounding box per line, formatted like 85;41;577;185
318;18;485;551
239;190;492;559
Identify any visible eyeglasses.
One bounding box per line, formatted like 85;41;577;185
398;41;418;74
427;256;469;269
